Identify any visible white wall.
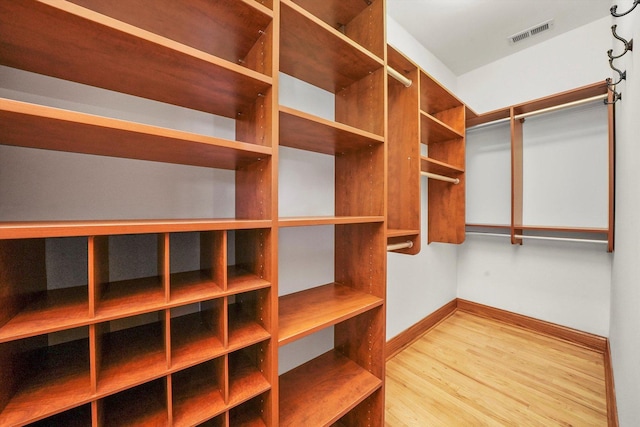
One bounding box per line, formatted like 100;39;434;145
608;1;640;424
456;16;614;336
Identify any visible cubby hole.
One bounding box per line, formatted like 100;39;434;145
92;234;165;318
228;289;271;351
170;231;224;304
228;229;271;294
99;378;169;426
171;357;226;427
0;327;91;426
170;301;225;370
95;311;167;395
229;392;269;426
0;237;89;341
331;387;383;426
197;413;226;427
66;0;274;75
26;403;92;427
228;341;271;408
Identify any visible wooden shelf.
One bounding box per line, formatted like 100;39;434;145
280;0;383;93
0;99;273;168
0;286;89;343
229;394;269;426
170;309;225;371
420;111;464;144
278;216;384;227
279;350;382;427
228;348;271;407
95;276;165;321
386;229;420;238
169;271;223;306
171;360;226;427
228;300;271;352
279;106;384;155
420;70;464;115
28;404;92;427
279;283;383;346
0;337;92;426
97;321;167;395
421;156;464;176
101;378;169;427
227;266;271;294
0;1;272;118
0;219;272;240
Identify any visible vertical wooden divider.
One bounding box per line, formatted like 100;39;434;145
165;372;174;426
511;109;524;245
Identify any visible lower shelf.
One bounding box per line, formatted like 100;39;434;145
279;350;382;427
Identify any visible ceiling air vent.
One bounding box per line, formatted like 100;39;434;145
508;19;554;44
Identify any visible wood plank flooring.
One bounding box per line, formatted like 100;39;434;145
385;311;607;426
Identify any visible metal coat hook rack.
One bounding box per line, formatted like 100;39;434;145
608;25;633;59
611;0;639;17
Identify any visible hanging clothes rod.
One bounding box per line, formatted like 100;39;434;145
387;66;412;88
387;240;414;251
421;171;460;184
466;116;511;131
466;231;510;238
513;94;608;120
514;234;608;244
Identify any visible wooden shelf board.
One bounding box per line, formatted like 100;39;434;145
291;0;373;32
278;216;384;227
279;106;383;155
228;309;271;352
519;225;609;234
278;283;383;346
0;338;92;426
279;350;382;427
386;229;420;238
0;219;272;240
67;0;273;68
0;1;272;118
169;271;223;305
0;98;272;169
172;373;226;427
466;107;510;129
227;266;271;294
420;156;464;175
513;81;608;116
97;322;167;396
102;379;168;427
170;312;225;371
95;276;165;321
230;411;267;427
466;223;511;230
420;111;464;144
0;286;89;343
280;0;383;93
228;361;271;408
420;71;464;114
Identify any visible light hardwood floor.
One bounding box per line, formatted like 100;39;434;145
385;311;607;426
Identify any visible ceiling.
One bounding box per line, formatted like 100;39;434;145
387;0;612;75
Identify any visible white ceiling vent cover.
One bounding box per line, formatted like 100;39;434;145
508;19;554;44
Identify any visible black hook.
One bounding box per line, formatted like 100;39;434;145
608;25;634;59
611;0;639;17
608;58;627;86
604;88;622;105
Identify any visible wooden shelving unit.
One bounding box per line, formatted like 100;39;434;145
278;0;387;425
0;0;277;426
419;71;466;244
465;81;614;252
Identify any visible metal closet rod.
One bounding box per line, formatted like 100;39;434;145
421;171;460;184
513;94;608;120
514;234;608;244
387;240;414;251
467;116;511;131
466;231;510;238
387;66;412;88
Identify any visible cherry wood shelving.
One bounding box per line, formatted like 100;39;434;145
1;0;390;425
0;0;277;425
465;81;614;251
278;0;387;425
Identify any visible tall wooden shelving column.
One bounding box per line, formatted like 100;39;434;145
278;0;387;425
0;0;278;425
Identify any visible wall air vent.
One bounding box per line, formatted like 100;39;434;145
508;19;554;44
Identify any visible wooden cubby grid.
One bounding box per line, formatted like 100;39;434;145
0;0;389;425
465;81;614;252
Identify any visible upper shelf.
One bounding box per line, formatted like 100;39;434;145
280;0;384;93
0;219;272;240
0;0;272;118
420;71;464;116
0;98;272;169
279;106;384;155
421;157;464;175
420;111;464;144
